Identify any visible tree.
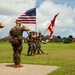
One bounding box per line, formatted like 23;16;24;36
68;35;73;43
69;35;73;39
57;36;61;43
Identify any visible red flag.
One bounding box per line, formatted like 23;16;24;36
16;8;36;24
47;13;59;39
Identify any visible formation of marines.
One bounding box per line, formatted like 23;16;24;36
27;31;44;56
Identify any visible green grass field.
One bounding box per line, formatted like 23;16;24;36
0;42;75;75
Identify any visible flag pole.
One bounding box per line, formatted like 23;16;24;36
35;23;37;32
43;29;47;36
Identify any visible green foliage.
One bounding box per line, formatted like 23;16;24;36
0;42;75;75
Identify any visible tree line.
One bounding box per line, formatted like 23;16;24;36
0;35;75;43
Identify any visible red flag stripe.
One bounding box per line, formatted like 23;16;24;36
16;19;36;21
21;21;36;24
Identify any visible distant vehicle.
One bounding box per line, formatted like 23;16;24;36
72;39;75;42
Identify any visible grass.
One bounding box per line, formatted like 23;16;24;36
0;42;75;75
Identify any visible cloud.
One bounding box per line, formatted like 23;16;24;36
0;0;36;15
53;0;75;8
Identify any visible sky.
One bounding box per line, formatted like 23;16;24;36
0;0;75;38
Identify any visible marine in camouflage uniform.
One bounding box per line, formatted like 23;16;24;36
36;32;44;54
27;31;36;55
32;31;37;54
27;32;34;55
9;20;30;68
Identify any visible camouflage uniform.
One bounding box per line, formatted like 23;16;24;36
27;31;37;55
32;31;37;54
27;32;34;55
36;32;44;54
9;25;28;66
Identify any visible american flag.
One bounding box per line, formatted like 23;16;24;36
16;7;36;24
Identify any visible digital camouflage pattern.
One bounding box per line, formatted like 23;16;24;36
27;31;44;55
36;32;44;54
27;32;36;55
9;25;29;66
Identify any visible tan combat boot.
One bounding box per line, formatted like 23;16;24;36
13;63;18;68
17;63;23;68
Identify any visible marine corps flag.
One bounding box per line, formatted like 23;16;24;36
47;13;59;40
16;7;36;24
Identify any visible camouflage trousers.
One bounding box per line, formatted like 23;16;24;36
12;45;22;64
36;41;44;54
27;42;36;55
